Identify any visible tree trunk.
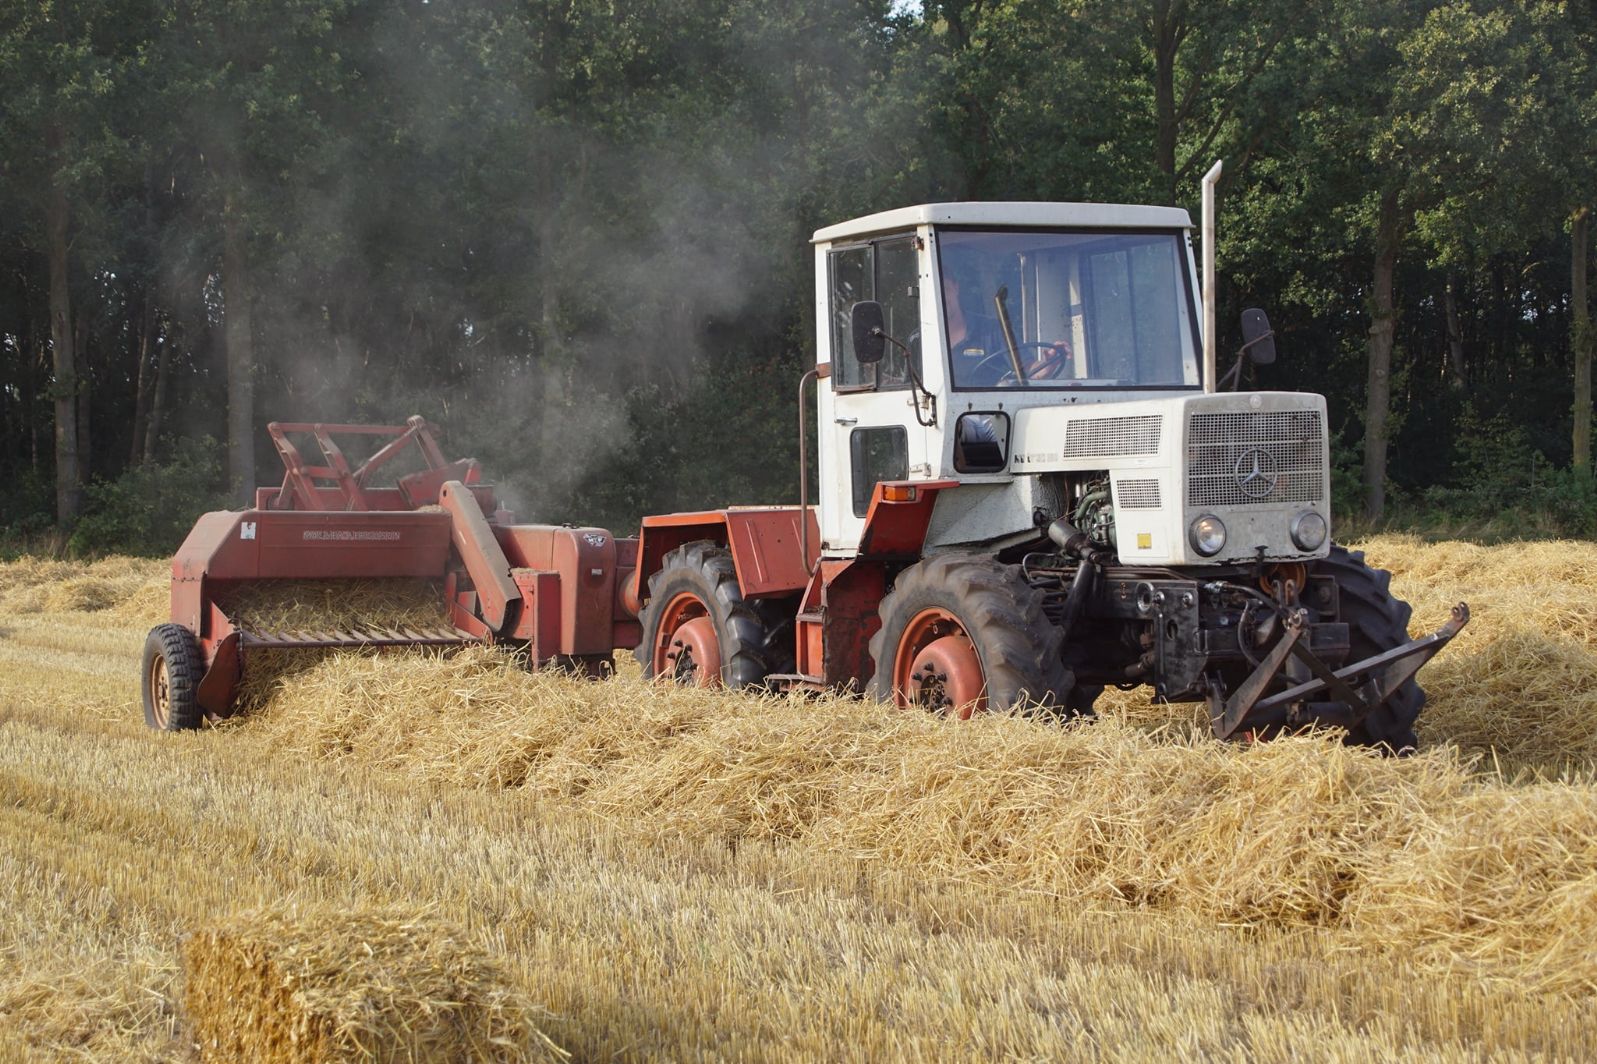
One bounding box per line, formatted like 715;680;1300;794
1573;206;1592;475
145;315;170;465
1152;1;1180;205
75;317;90;485
23;334;38;471
31;338;46;470
130;291;154;466
223;189;255;503
46;126;80;527
1443;272;1466;389
1363;188;1403;523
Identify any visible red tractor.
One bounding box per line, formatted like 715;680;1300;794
142;194;1466;750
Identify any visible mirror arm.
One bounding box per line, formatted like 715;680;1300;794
1219;355;1246;391
1239;330;1275;356
875;329;938;428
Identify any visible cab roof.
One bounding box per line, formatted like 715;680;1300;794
811;202;1193;244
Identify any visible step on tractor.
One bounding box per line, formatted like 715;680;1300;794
141;168;1469;750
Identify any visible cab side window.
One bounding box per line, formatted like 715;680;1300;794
829;246;873;388
829;238;921;391
850;426;908;516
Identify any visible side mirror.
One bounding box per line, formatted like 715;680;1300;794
850;300;886;365
1240;308;1277;365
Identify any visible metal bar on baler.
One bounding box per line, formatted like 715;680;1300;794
438;479;520;633
352;423;423;487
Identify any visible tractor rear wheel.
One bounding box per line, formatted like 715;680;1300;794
141;624;205;731
1316;544;1425;752
867;554;1075;716
636;541;777;689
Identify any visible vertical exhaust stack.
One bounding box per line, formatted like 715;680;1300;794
1202;159;1222;394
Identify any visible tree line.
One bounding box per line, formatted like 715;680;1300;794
2;0;1594;548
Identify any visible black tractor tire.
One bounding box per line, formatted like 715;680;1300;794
141;623;206;731
866;553;1078;714
1066;684;1104;716
635;541;779;689
751;598;798;677
1316;544;1424;752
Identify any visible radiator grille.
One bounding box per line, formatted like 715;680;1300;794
1063;415;1162;458
1186;411;1326;508
1115;479;1161;509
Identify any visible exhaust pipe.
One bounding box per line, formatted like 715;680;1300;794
1201;159;1222;394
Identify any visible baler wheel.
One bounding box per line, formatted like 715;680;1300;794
1316;544;1426;753
141;624;205;731
867;554;1075;715
637;541;776;689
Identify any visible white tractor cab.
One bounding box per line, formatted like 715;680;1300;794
799;190;1468;749
812;201;1316;568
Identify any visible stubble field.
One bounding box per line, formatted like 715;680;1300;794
0;537;1595;1061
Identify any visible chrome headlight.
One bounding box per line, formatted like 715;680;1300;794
1189;514;1227;557
1290;510;1328;552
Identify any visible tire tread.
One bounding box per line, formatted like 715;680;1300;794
636;541;779;689
141;623;205;731
867;553;1077;712
1318;544;1425;751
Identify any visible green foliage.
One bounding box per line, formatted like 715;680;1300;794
564;350;805;531
66;439;227;557
1;0;1595;547
1375;412;1597;539
0;468;57;546
1329;441;1367;528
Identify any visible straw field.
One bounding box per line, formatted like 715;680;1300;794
0;538;1595;1061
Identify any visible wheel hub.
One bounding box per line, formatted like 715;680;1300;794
657;609;722;688
148;656;171;728
894;608;986;718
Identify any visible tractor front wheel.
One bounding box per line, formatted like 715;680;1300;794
1317;544;1425;752
636;541;776;689
141;624;205;731
867;554;1074;716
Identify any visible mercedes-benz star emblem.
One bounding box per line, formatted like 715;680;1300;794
1233;447;1279;499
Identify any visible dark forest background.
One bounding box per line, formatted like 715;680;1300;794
2;0;1594;553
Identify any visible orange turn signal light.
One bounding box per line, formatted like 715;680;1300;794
881;484;918;503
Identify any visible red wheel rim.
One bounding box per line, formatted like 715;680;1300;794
652;592;723;687
891;607;986;717
148;655;171;728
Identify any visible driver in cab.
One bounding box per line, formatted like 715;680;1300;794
944;271;1074;388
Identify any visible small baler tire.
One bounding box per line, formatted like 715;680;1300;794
141;623;206;732
1317;543;1425;753
867;553;1077;714
636;541;776;689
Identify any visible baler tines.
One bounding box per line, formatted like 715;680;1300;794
141;417;638;730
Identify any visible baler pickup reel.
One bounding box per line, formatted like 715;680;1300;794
1209;602;1470;741
235;623;471;651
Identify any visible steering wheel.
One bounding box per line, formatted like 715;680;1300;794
970;341;1071;385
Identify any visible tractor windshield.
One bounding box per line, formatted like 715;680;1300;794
938;229;1201;390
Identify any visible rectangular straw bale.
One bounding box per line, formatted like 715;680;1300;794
182;904;563;1063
